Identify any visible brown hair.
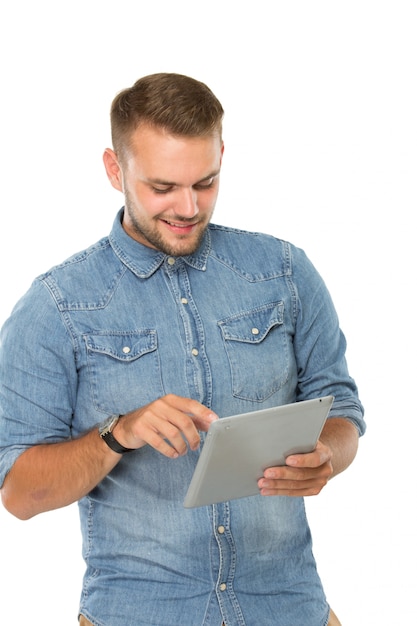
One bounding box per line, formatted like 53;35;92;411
110;73;224;156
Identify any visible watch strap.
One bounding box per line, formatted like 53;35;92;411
100;416;134;454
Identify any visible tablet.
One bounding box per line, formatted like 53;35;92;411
183;395;334;508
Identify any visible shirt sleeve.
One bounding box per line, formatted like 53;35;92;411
290;245;366;436
0;279;78;486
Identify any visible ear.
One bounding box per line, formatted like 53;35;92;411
103;148;124;192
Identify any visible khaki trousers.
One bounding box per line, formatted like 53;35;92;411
80;607;342;625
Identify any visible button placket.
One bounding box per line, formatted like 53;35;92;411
165;260;211;405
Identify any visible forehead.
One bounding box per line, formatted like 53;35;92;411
123;124;223;182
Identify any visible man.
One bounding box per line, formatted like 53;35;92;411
0;73;365;625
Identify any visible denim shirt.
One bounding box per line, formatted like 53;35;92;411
0;209;365;626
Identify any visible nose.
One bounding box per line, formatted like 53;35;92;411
177;187;198;218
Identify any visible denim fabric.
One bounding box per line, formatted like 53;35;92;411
79;610;342;626
0;209;364;625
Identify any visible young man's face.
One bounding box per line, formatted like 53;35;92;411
104;124;224;257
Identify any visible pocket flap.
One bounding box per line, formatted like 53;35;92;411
84;330;157;362
218;302;284;344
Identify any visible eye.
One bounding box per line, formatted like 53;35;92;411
193;177;215;190
152;186;174;195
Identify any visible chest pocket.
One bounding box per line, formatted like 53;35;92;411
218;302;289;402
84;330;164;414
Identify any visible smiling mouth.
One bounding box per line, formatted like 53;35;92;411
161;219;198;231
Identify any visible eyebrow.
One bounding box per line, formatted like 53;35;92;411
147;170;220;187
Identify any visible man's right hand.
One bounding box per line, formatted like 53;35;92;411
112;394;218;458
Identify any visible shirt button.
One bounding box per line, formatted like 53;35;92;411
219;583;227;591
251;327;260;335
218;525;225;534
181;297;188;304
167;257;176;265
191;348;199;356
122;346;131;354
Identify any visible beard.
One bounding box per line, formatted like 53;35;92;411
123;193;212;257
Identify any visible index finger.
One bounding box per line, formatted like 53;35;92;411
156;395;218;450
183;399;219;432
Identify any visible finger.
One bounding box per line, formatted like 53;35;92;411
135;397;215;454
164;395;219;432
143;416;189;458
135;410;195;456
258;466;332;496
153;395;218;448
286;440;331;469
156;410;202;452
154;395;218;450
263;461;332;482
258;479;326;497
120;395;218;457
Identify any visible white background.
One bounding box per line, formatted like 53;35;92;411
0;2;416;624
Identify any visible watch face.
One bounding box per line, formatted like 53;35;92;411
99;415;118;436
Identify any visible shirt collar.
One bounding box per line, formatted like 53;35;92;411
109;208;211;278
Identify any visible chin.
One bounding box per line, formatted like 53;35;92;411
164;241;200;257
160;231;206;257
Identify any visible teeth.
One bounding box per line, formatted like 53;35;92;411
165;220;192;228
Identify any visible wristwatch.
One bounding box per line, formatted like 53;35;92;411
99;415;134;454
